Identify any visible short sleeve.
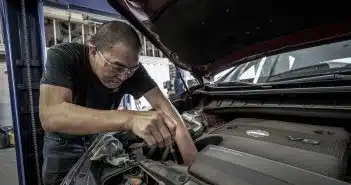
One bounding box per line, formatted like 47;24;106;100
40;47;73;89
125;64;157;99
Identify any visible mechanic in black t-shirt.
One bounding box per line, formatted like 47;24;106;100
39;21;197;185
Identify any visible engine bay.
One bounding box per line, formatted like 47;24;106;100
60;106;351;185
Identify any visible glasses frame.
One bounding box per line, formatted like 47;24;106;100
94;45;140;77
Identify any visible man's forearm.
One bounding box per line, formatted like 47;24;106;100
156;102;198;165
174;123;197;165
40;102;133;135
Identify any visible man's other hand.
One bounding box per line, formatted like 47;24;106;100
129;111;177;148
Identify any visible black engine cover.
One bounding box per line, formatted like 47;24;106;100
195;118;349;179
189;145;350;185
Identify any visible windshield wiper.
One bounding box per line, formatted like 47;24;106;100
215;81;273;90
215;73;351;88
268;63;351;82
270;73;351;84
216;81;256;86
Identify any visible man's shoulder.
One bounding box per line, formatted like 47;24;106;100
47;43;87;65
48;42;85;54
42;43;89;89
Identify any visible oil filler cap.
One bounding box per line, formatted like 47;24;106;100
246;130;270;137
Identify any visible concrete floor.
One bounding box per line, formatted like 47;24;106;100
0;147;19;185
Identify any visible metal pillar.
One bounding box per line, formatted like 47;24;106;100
94;23;97;34
81;23;84;43
0;0;45;185
153;44;157;57
143;36;147;56
68;21;72;42
53;18;57;45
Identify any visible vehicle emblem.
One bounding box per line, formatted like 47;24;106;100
246;130;270;137
287;136;320;145
302;138;320;145
288;136;304;141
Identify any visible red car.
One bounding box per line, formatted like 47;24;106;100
61;1;351;185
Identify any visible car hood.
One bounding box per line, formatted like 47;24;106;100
108;0;351;78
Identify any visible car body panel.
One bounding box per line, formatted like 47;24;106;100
108;0;351;77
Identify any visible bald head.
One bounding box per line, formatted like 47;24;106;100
90;21;141;54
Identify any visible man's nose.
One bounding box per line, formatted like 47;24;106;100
117;72;130;81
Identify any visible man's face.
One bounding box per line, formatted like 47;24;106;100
90;43;139;89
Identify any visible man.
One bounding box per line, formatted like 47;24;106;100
39;21;197;185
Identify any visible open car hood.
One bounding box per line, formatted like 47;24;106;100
108;0;351;78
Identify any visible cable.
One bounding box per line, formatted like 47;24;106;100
176;68;191;97
20;0;42;184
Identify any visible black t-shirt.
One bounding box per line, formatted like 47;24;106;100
41;43;156;138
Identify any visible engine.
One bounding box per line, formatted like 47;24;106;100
60;110;351;185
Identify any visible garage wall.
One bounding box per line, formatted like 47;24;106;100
140;56;170;95
128;56;171;110
0;60;12;127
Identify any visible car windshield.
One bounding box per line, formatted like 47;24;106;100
220;39;351;84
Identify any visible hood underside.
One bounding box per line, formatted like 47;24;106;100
108;0;351;77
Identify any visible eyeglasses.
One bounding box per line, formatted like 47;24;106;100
95;46;139;77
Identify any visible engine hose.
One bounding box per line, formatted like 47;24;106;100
170;146;179;164
161;146;179;163
20;0;42;184
147;145;158;158
161;146;171;161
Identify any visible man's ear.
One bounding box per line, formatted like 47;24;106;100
88;43;97;56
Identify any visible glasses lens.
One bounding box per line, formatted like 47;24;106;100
112;66;127;73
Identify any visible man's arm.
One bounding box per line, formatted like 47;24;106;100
39;46;128;134
39;84;133;134
144;86;197;165
40;84;177;147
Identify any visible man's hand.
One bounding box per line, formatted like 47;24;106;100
143;87;198;165
128;111;177;148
